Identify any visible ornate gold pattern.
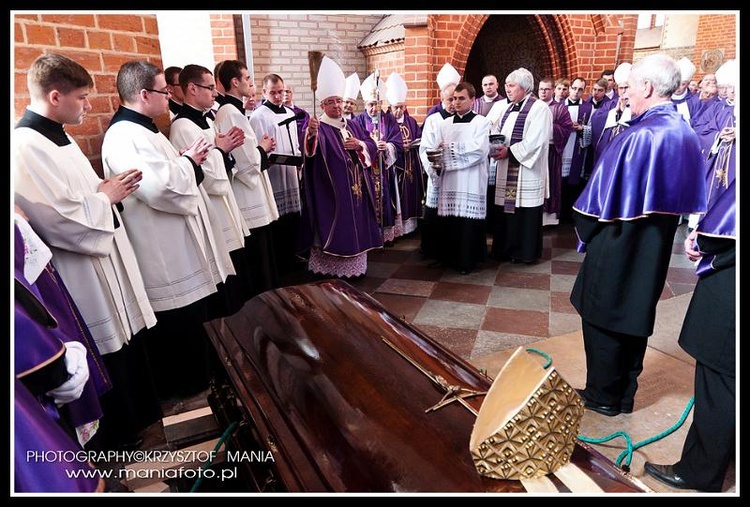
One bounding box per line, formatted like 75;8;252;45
341;129;363;201
399;123;414;182
471;371;585;480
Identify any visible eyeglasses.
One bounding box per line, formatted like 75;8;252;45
145;88;170;96
193;83;216;92
322;98;343;106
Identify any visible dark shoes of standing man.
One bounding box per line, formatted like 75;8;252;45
575;388;632;417
643;462;703;491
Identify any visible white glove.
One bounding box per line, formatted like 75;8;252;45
46;341;89;406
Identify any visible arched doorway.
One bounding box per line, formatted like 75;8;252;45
464;15;570;94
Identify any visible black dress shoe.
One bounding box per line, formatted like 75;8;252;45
644;462;694;490
575;388;620;417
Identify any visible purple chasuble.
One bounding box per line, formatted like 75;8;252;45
544;101;575;215
392;112;425;227
300;119;383;256
702;103;735;212
352;111;401;232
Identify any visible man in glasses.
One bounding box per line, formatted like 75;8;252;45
102;59;224;403
170;64;251;319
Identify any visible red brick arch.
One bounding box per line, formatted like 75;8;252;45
446;14;581;87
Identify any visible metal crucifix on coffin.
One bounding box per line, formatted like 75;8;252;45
382;337;486;416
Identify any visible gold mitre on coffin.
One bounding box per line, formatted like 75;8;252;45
469;347;585;480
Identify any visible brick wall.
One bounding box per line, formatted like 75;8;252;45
13;13;162;176
401;14;639;122
633;14;736;82
240;13;383;115
692;14;737;80
210;13;239;63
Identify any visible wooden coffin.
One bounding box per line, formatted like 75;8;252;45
204;279;648;493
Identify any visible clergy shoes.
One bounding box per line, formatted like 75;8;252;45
643;462;695;490
575;388;623;417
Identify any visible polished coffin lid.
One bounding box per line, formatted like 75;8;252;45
204;279;648;493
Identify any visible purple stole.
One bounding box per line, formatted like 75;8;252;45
498;97;536;213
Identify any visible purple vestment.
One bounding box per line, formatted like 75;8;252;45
352;111;401;238
544;100;575;216
291;105;310;148
574;102;707;228
299;118;383;256
14;378;102;493
390;111;425;233
563;100;594;186
14;224;110;432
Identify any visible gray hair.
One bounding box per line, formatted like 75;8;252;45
505;67;534;94
630;54;681;98
116;60;162;103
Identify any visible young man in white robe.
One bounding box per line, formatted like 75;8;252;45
432;81;491;274
169;64;251;317
249;73;304;276
101;59;226;401
214;60;280;295
14;53;162;450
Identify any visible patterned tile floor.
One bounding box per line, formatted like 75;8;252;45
344;221;697;362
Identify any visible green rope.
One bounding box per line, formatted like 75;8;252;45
523;348;696;472
578;397;695;471
525;347;552;369
614;396;695;467
190;420;239;493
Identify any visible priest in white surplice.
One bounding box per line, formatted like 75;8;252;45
486;67;552;265
418;82;457;263
214;60;280;295
249;73;303;275
101;59;226;401
14;53;162;450
169;64;252;318
432;82;490;275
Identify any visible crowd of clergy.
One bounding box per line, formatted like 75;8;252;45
13;50;735;492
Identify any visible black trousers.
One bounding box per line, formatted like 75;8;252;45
146;299;217;401
91;329;163;449
674;362;735;491
419;206;439;260
581;319;647;410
